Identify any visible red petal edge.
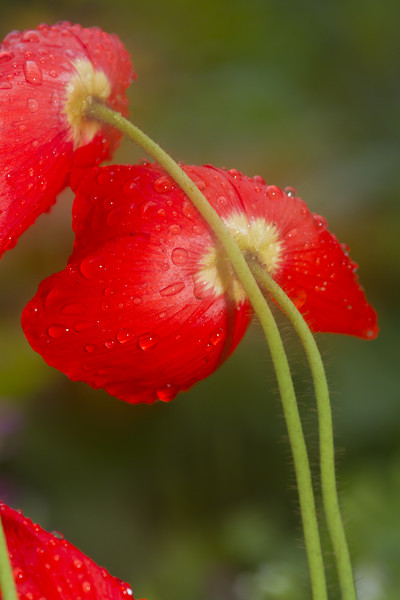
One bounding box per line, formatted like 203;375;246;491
0;502;137;600
0;22;135;258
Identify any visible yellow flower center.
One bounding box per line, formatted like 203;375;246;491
195;213;282;302
64;59;111;149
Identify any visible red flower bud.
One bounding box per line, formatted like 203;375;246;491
0;22;135;257
0;502;137;600
21;163;378;404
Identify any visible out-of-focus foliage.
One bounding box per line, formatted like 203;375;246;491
0;1;399;599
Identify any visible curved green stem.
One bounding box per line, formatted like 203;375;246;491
250;263;357;600
0;514;18;600
84;101;328;599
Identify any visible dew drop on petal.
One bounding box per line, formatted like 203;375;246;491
182;200;195;220
84;344;96;353
153;176;176;193
116;328;135;344
79;256;105;279
293;289;307;309
284;186;297;197
23;60;42;85
156;384;177;402
313;214;327;230
138;333;159;350
21;30;41;43
82;581;92;594
159;281;185;296
73;320;94;332
104;339;115;349
253;174;266;186
73;559;83;570
266;185;284;201
27;98;39;112
171;247;188;265
209;328;224;346
168;224;181;235
228;168;241;179
60;302;85;315
0;51;13;62
13;567;25;582
47;324;69;338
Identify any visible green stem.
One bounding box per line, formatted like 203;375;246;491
85;101;328;600
0;513;18;600
250;263;357;600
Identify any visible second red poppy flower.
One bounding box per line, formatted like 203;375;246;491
21;163;378;404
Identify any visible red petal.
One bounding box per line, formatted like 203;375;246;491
22;164;251;404
214;170;378;339
0;502;136;600
22;162;378;405
0;22;135;257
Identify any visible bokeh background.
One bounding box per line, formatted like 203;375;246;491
1;1;399;599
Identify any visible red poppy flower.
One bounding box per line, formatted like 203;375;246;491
21;163;378;404
0;22;135;257
0;502;137;600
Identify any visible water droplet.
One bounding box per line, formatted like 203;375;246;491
156;384;177;402
140;200;157;218
50;90;60;108
228;168;241;179
133;297;142;305
313;214;327;230
159;281;185;296
21;30;41;43
116;328;135;344
79;256;105;279
74;321;94;332
27;97;39;112
24;61;42;85
157;208;166;218
182;200;196;220
73;559;83;570
171;247;188;265
253;175;266;186
138;333;159;350
192;225;202;235
97;171;115;185
0;51;13;63
84;344;96;353
61;302;85;315
104;339;115;349
13;567;25;582
168;224;181;235
153;175;176;193
122;178;140;195
209;328;224;346
82;581;92;594
47;324;69;338
293;289;307;309
266;185;284;201
284;186;297;197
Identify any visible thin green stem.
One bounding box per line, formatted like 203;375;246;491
84;101;328;599
0;513;18;600
250;263;357;600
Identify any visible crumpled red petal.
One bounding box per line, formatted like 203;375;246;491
0;22;135;257
0;502;136;600
21;163;378;405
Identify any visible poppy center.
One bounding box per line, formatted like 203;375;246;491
64;59;111;149
195;213;282;302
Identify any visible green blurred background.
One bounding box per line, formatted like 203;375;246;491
1;1;399;599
